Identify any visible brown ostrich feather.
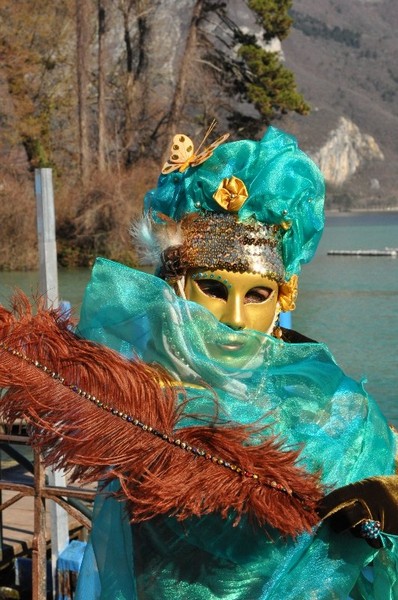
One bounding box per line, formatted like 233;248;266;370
0;294;323;537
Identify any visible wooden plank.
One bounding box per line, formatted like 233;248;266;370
32;451;46;600
1;489;51;559
0;488;87;560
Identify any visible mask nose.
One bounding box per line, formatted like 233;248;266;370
220;295;246;330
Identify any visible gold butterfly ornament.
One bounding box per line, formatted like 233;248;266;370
162;129;230;175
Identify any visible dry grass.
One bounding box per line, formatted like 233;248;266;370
0;160;160;271
0;172;38;270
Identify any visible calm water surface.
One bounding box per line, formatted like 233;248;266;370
1;211;397;425
294;211;398;425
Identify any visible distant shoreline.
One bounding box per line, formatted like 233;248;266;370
326;207;398;215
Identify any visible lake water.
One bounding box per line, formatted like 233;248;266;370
1;210;397;426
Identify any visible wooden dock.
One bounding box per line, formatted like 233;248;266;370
328;248;398;257
1;464;86;563
0;430;95;599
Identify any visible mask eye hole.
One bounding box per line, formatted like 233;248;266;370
244;287;273;304
195;279;228;301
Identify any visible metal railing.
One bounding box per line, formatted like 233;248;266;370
0;425;95;600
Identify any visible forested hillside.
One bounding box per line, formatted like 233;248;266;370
1;0;397;270
0;0;309;270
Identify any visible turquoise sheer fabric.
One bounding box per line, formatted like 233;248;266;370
75;258;397;599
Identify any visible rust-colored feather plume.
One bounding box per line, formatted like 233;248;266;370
0;295;323;536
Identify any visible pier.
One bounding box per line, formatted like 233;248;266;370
328;248;397;257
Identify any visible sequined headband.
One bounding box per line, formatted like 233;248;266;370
176;212;285;281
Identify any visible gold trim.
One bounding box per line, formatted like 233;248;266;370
160;380;206;391
278;275;299;312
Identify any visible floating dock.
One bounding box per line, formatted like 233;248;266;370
328;248;397;257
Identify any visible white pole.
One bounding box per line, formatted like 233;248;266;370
35;168;69;594
36;169;59;307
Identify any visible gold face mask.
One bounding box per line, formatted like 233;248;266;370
184;268;280;334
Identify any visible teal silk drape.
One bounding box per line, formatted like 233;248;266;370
75;258;398;599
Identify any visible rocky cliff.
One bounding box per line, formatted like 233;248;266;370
312;117;384;187
279;0;398;207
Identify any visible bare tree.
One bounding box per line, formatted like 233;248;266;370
98;0;107;171
166;0;203;138
117;0;151;164
76;0;92;182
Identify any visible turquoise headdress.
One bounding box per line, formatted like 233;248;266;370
132;126;325;283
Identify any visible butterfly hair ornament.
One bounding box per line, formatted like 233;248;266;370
131;125;325;303
161;120;230;174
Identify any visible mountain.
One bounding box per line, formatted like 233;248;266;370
279;0;398;208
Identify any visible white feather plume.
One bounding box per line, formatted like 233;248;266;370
130;215;160;266
156;220;183;251
130;215;184;266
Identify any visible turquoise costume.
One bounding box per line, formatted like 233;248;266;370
74;128;398;599
75;259;398;599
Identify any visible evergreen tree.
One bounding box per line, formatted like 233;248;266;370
248;0;293;41
201;0;309;136
238;43;310;120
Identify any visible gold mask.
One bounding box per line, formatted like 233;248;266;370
184;268;279;334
